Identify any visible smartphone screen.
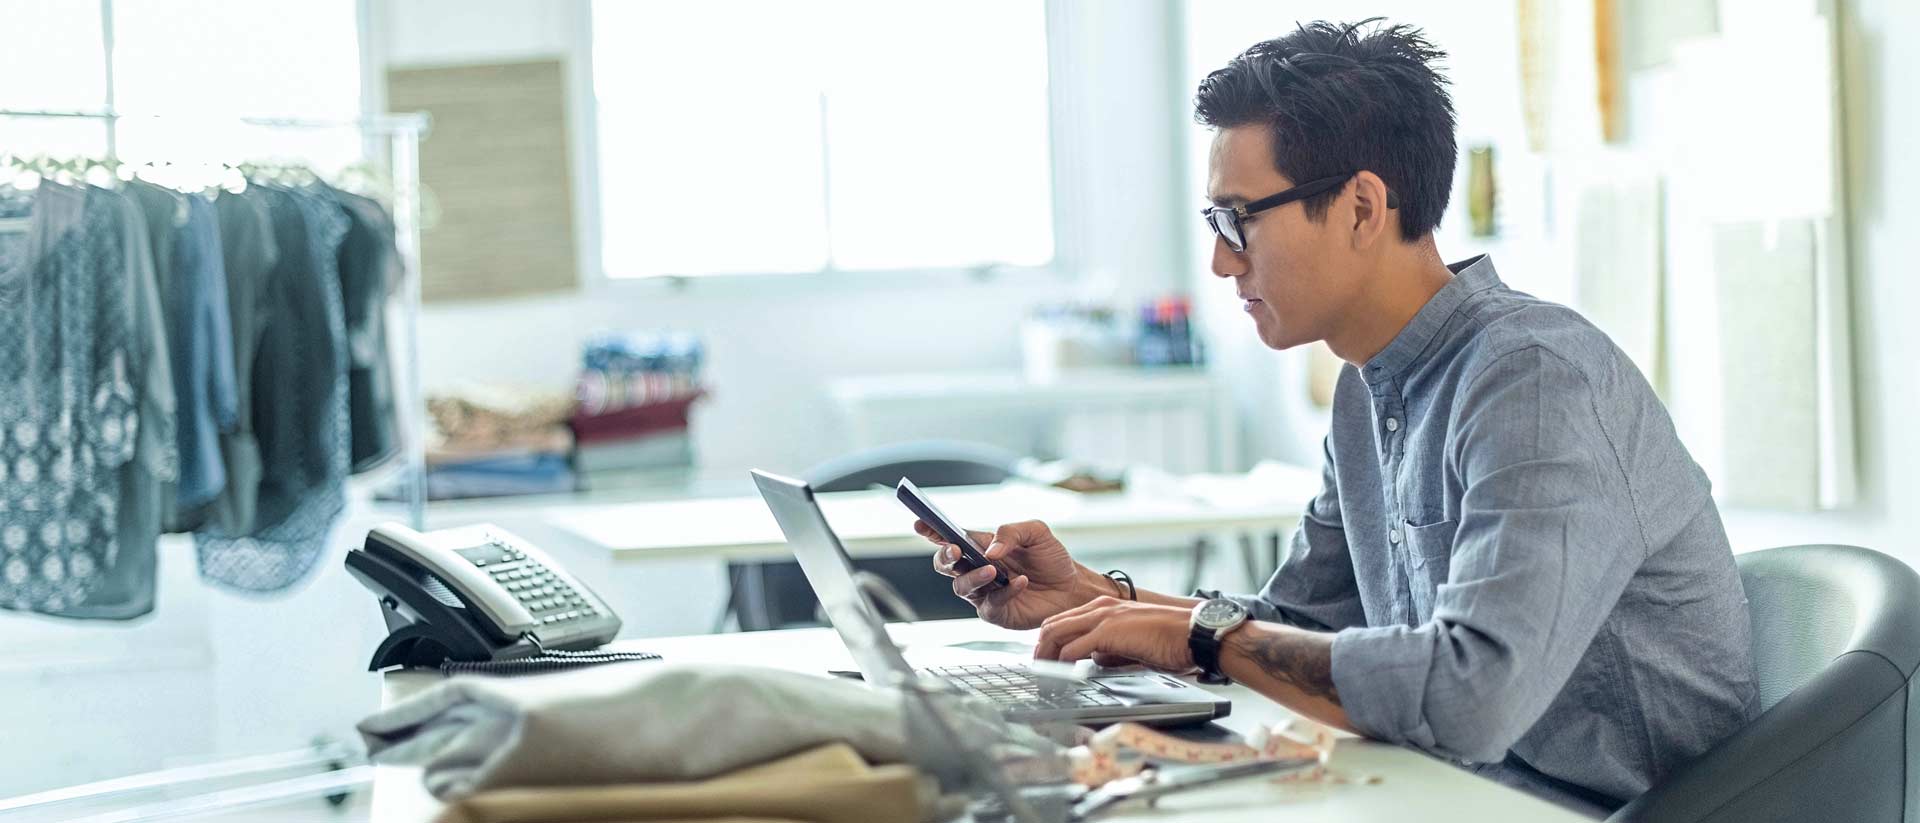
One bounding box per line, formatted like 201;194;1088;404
896;478;1009;589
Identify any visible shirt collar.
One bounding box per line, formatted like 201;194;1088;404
1360;254;1503;384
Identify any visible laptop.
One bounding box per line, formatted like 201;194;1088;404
751;469;1230;726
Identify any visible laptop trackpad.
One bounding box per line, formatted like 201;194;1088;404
1091;672;1206;703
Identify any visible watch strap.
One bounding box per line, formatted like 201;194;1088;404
1189;620;1225;680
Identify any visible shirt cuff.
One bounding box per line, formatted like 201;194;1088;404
1331;624;1439;749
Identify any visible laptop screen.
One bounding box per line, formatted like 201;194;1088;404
750;470;917;683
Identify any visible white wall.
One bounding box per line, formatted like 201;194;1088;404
1716;0;1920;556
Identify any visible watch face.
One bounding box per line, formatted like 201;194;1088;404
1195;599;1247;630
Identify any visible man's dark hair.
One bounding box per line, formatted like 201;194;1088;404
1195;19;1456;242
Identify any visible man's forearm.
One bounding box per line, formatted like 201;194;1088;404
1218;622;1357;734
1074;567;1202;609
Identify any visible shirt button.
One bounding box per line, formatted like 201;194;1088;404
1389;528;1403;545
1385;417;1400;432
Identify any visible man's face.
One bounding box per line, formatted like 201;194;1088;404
1206;126;1360;351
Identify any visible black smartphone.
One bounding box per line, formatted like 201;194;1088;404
896;477;1009;589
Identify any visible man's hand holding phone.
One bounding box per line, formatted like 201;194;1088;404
917;518;1118;630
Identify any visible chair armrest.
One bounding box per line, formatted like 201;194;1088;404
1611;651;1909;823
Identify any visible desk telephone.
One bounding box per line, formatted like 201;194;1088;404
345;523;658;675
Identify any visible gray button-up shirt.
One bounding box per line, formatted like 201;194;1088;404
1203;256;1757;814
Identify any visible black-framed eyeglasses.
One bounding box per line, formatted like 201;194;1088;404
1201;171;1399;253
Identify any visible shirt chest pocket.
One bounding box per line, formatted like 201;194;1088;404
1404;517;1458;623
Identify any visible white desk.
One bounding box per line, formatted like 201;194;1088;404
545;479;1310;565
829;368;1238;476
372;619;1588;822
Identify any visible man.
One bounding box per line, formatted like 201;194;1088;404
923;19;1756;817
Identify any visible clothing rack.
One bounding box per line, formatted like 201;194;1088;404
0;106;432;532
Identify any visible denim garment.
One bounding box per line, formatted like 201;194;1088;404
1200;256;1757;816
126;181;238;520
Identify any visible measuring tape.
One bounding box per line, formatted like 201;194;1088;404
1067;717;1372;788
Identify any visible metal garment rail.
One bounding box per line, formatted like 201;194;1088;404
0;743;367;820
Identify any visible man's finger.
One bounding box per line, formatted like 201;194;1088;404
1058;625;1110;662
980;574;1029;608
913;520;942;544
952;564;1000;598
1035;605;1109;660
1040;595;1115;630
931;545;958;578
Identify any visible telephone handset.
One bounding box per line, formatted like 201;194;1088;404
346;522;656;674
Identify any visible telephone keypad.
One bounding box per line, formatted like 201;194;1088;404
456;540;600;627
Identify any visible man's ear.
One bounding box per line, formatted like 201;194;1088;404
1348;170;1394;249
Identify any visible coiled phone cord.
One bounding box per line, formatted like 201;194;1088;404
437;635;662;677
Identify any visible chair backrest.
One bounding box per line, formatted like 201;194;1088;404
728;441;1021;631
1740;544;1920;711
1611;544;1920;822
803;439;1020;493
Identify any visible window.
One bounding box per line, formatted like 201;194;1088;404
590;0;1055;278
112;0;364;169
0;0;362;170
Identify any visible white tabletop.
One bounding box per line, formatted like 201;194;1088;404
544;473;1316;564
372;619;1587;822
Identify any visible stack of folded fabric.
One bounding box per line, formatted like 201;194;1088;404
570;333;708;487
424;384;579;500
359;664;929;823
432;743;920;823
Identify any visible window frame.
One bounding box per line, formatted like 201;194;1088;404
574;1;1069;293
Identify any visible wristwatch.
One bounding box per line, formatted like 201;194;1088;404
1189;598;1250;683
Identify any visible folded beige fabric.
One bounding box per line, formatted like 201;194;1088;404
359;664;907;800
428;383;577;444
433;743;924;823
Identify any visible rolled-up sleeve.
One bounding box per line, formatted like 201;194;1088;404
1330;346;1648;763
1197;434;1366;632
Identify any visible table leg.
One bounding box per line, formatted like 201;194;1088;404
740;561;774;631
712;564;741;633
1238;533;1262;590
1182;537;1208;594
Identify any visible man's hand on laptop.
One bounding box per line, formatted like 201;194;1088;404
921;519;1118;630
1033;598;1198;673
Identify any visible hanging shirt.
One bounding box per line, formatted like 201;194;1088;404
126;180;239;525
0;182;142;616
331;186;402;473
206;188;278;536
195;182;350;592
54;186;180;620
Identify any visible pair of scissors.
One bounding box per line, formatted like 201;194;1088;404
1071;756;1319;820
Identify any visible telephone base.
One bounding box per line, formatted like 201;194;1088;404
367;609;540;671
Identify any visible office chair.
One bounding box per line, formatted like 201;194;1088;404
1610;544;1920;822
727;440;1022;631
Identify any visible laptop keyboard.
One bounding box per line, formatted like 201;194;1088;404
921;663;1125;710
